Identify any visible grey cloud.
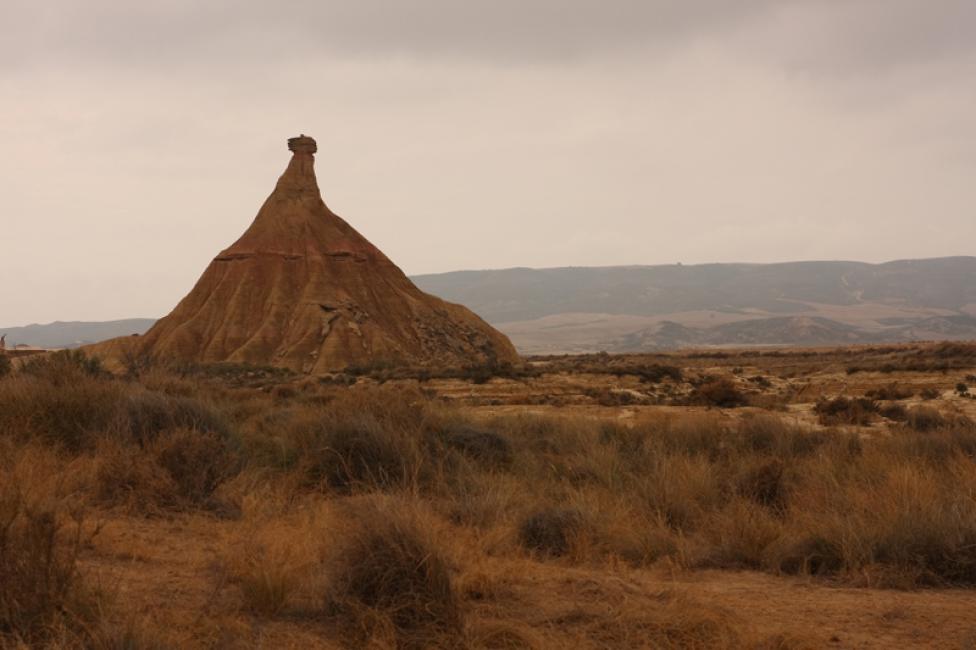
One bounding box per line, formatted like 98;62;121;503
4;0;973;76
5;1;781;68
2;0;976;324
738;0;976;75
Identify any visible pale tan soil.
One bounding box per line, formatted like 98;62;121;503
80;512;976;649
66;344;976;648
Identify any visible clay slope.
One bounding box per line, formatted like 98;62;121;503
101;136;518;373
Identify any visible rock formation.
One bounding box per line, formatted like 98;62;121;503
100;135;518;373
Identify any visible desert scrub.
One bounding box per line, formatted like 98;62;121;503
814;396;878;426
323;496;462;649
0;374;127;450
518;508;583;557
222;511;323;617
94;428;237;514
0;444;152;647
686;377;749;408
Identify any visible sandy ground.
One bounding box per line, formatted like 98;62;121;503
80;511;976;649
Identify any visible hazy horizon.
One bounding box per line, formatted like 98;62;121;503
5;254;976;330
3;1;975;324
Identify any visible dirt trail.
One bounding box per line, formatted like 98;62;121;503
665;569;976;649
80;512;976;649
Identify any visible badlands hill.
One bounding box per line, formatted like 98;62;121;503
86;135;517;372
10;257;975;355
413;257;976;354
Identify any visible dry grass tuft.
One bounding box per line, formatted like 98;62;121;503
814;396;878;426
0;443;168;648
517;508;582;558
690;378;748;408
442;425;514;469
324;495;463;649
221;512;321;617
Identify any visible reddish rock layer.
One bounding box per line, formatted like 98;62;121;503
96;137;518;373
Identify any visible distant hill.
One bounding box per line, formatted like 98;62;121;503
6;257;975;355
0;320;156;349
412;257;976;354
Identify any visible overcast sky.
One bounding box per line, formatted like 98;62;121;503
2;0;975;324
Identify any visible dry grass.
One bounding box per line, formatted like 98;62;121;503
4;347;976;646
323;496;463;649
0;442;167;648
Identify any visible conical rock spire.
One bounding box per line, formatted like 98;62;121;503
94;135;518;372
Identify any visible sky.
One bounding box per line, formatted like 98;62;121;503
2;0;975;325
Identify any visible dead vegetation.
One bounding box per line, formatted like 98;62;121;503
3;344;976;647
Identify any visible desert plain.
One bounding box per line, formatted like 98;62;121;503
3;342;976;648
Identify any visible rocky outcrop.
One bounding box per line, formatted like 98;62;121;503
91;135;518;372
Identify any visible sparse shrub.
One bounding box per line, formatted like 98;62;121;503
325;497;462;649
737;459;787;510
441;472;521;529
120;390;229;445
920;387;941;400
813;397;878;426
698;499;782;569
627;364;682;384
748;375;772;389
585;386;645;406
443;425;513;469
152;428;236;505
238;560;296;617
656;413;728;459
0;355;10;379
860;466;976;585
270;384;298;401
598;421;647;455
866;384;913;401
517;508;582;557
21;349;103;383
298;414;417;492
460;364;496;385
174;361;297;386
736;415;826;458
879;403;908;422
0;458;97;645
0;374;127;450
223;517;316;618
94;441;181;513
956;382;969;396
905;406;947;432
691;378;748;408
770;534;846;576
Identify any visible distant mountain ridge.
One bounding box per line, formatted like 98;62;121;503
6;257;975;355
0;320;156;349
412;257;976;354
